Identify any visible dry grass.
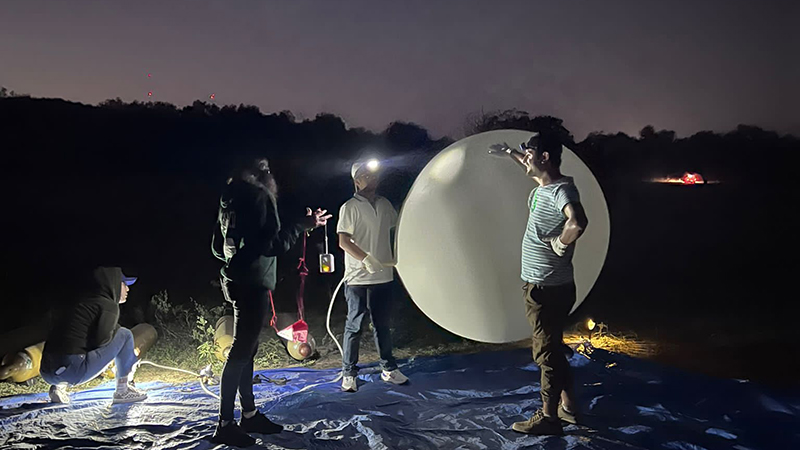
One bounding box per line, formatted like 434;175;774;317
564;324;661;359
1;319;663;399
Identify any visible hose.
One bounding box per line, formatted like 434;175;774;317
136;262;395;398
324;261;395;383
138;360;220;400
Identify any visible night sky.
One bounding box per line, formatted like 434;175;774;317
1;0;796;139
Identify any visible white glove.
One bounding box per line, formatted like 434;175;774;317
361;253;384;274
550;236;568;257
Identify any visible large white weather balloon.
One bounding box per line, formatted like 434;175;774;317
395;130;610;343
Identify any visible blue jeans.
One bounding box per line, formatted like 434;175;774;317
40;327;137;386
342;282;397;376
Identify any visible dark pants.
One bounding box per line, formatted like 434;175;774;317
523;282;575;414
342;282;397;376
41;327;137;386
219;278;268;422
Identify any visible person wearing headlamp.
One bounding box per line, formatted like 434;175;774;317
337;159;408;392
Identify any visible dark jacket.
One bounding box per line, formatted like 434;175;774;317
43;267;122;355
212;177;305;291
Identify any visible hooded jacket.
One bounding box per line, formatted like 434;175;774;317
212;177;305;291
44;267;122;355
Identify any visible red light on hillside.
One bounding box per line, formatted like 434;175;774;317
681;172;704;185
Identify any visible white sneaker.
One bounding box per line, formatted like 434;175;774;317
341;375;358;392
112;384;147;404
49;383;70;404
381;369;408;385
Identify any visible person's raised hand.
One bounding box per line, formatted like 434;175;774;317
304;207;332;230
488;142;512;156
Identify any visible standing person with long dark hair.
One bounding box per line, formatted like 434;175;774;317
211;157;330;447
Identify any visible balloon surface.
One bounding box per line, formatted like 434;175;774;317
395;130;610;343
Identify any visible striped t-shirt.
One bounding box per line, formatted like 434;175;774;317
521;176;581;286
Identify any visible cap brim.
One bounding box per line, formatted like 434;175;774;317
351;162;365;179
121;275;137;286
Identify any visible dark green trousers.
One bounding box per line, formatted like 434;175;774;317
523;282;575;414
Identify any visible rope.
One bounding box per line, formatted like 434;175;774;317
267;291;279;333
296;233;309;322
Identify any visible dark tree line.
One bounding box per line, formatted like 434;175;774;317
466;108;799;187
1;93;797;334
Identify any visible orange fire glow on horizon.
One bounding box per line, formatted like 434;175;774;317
651;172;719;185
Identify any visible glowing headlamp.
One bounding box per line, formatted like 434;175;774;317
351;159;381;179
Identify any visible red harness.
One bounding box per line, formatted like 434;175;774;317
267;233;309;343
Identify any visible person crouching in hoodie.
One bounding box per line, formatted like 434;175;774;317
40;266;146;404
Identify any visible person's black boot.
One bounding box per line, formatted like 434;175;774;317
240;411;283;435
211;420;256;447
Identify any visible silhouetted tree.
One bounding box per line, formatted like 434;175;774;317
465;109;574;145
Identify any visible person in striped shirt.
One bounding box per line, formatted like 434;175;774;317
490;132;589;435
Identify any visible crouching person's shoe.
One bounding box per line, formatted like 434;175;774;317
49;383;70;404
211;420;256;448
240;411;283;435
112;384;147;404
512;409;564;435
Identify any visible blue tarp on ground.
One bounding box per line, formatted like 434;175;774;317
1;347;798;449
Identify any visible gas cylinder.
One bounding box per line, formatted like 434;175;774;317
214;315;235;362
0;342;45;383
131;323;158;357
286;334;316;361
102;323;159;378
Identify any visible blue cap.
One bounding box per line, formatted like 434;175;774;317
122;273;137;286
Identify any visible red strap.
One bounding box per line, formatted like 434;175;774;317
295;233;308;321
267;291;279;333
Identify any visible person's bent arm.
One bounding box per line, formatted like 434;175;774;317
339;232;386;273
339;232;368;261
256;192;320;257
508;149;527;170
559;202;588;246
93;302;120;348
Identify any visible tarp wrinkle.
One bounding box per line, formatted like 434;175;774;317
1;348;798;449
